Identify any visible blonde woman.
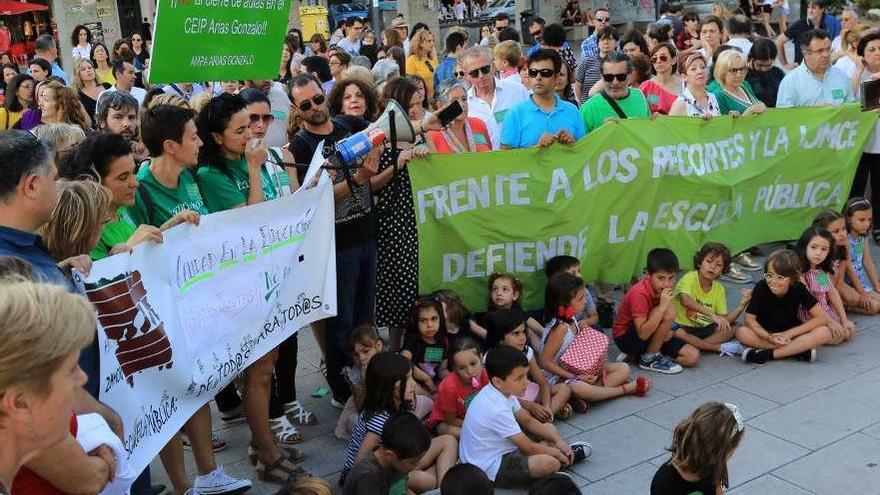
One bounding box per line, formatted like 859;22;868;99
710;49;766;116
0;281;107;495
20;81;91;132
72;58;110;129
38;180;114;263
31;123;87;166
406;28;439;99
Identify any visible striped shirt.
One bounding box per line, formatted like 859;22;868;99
575;55;602;103
341;410;391;484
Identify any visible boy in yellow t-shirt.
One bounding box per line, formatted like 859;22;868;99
674;242;751;355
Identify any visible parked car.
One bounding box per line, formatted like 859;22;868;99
328;2;369;31
479;0;515;21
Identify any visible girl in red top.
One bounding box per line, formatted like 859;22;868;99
426;80;492;154
426;338;489;437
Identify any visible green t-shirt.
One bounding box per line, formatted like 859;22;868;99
91;207;138;260
196;154;291;213
127;161;209;228
579;88;651;132
710;81;761;115
674;270;728;327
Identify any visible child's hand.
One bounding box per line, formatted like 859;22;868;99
550;443;572;467
829;321;847;341
740;288;752;304
845;319;856;332
712;315;731;333
526;402;554;423
770;333;790;346
578;374;598;384
659;288;674;307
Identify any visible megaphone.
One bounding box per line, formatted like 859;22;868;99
334;99;416;166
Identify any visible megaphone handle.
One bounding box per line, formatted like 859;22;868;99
389;108;398;174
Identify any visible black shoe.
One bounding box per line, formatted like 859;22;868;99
795;348;817;363
742;347;770;364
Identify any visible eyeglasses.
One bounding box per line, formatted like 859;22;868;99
467;65;491;78
651;54;669;63
806;47;831;55
728;66;747;74
296;94;326;112
528;68;556;78
602;73;628;82
454;71;465;78
684;16;698;22
249;113;275;124
596;16;611;23
724;403;744;436
763;272;788;282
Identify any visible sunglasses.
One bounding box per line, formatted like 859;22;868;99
602;73;628;82
249;113;275;124
651;54;669;63
596;16;611;22
468;65;491;78
297;94;326;112
528;68;556;78
454;71;465;78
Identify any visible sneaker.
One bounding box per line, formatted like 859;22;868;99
569;441;593;463
735;253;762;271
193;466;252;495
741;347;770;364
719;340;745;357
330;397;345;409
795;348;818;363
639;354;683;374
723;263;752;284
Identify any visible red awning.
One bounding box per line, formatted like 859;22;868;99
0;0;48;15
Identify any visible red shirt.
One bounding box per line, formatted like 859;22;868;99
12;413;77;495
612;277;658;338
426;369;489;427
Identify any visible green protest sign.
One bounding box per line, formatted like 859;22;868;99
409;105;877;310
148;0;290;84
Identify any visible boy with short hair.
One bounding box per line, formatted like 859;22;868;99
342;412;431;495
674;242;750;355
459;346;591;488
612;248;700;374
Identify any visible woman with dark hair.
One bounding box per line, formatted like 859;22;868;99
0;73;34;129
620;29;650;59
111;38;133;66
70;24;92;60
639;42;680;115
676;11;700;53
17;80;91;132
310;33;328;58
381;28;402;50
328;50;351;93
697;15;724;62
646;23;673;52
328;77;380;121
0;62;19;105
372;77;430;338
90;42;115;85
387;45;407;77
745;37;784;108
130;31;150;74
278;43;293;85
301;55;333;93
194;93;309;484
28;58;51;83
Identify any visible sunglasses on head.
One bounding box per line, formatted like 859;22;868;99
651;54;669;63
528;68;556;78
249;113;275;124
602;73;628;82
468;65;491;78
297;94;325;112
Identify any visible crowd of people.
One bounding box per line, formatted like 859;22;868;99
0;2;879;495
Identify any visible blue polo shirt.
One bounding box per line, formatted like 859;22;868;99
500;94;587;149
0;225;100;397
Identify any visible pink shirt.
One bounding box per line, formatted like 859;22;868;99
639;79;679;115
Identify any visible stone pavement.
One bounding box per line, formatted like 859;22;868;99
151;247;880;495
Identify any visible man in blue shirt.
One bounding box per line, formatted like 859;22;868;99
435;31;466;91
777;29;854;108
581;7;611;59
500;49;586;149
33;34;70;85
776;0;838;68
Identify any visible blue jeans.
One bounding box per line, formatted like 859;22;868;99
326;241;377;401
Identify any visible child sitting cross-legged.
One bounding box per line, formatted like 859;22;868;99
342;412;432;495
335;324;384;439
674;242;751;356
612;248;700;374
459;345;592;489
425;338;489;438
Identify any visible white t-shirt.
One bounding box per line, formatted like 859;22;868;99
727;37;753;58
72;44;92;61
453;2;466;19
459;384;523;481
265;81;291;148
466;77;531;150
336;37;362;57
834;56;858;79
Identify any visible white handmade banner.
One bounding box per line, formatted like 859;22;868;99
74;176;336;475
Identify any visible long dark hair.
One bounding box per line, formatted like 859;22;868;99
328;77;380;121
362;352;413;419
406;296;448;343
381;76;418;112
813;209;847;261
195;93;248;176
4;74;33;112
70;25;92;47
668;402;743;488
795;226;836;274
543;272;584;322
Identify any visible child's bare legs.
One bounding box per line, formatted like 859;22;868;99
674;325;736;353
644;308;675;355
762;11;774;36
839;283;880;314
550;383;571;414
736;326;832;358
408;434;458;492
778;11;787;33
528;454;562;478
436;423;461;438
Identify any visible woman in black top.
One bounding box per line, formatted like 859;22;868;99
72;58;110;129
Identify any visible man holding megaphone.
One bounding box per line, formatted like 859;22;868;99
287;73;452;408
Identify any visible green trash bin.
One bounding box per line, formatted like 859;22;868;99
299;5;330;41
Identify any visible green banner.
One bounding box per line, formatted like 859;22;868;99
148;0;290;84
409;105;877;311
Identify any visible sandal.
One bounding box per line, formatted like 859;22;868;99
248;443;305;466
557;403;573;420
569;397;589;414
284;400;317;426
181;432;227;452
621;376;652;397
270;416;304;445
255;453;311;485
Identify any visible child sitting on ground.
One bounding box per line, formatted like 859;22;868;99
540;273;651;413
795;226;855;344
545;255;599;328
484;272;547;350
340;352;458;492
336;324;384;439
674;242;750;355
425;338;489;437
342;412;431;495
813;210;880;314
432;289;487;345
612;248;700;374
736;249;832;364
459;345;592;489
401;297;451;394
843;198;880;312
651;402;744;495
485;309;573;421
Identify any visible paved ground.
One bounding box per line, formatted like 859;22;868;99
151;242;880;494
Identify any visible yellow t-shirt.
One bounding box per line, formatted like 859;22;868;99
406;54;439;97
96;67;116;86
674;270;728;327
0;108;22;130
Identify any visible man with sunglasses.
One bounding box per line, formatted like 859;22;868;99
244;79;289;148
579;51;649;132
461;46;529;150
435;31;467;91
580;7;611;59
500;49;585;149
494;13;510;32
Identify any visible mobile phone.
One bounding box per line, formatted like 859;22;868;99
436;99;464;128
861;79;880;111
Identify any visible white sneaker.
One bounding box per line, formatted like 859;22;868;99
719;340;745;357
615;352;630;363
193;466;252;495
330;397;345;409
